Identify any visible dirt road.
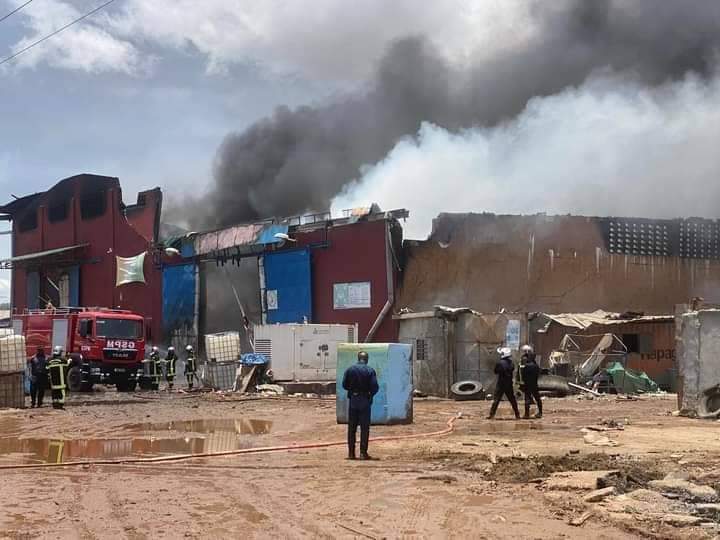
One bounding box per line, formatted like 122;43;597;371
0;391;718;539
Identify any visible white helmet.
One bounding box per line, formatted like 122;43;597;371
497;346;512;359
152;346;159;352
53;345;63;355
168;346;175;352
521;345;534;354
186;345;194;352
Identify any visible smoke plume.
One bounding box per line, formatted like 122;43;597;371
191;0;720;233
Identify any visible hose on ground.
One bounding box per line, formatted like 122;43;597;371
0;414;461;471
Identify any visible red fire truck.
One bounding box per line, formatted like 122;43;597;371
13;307;147;392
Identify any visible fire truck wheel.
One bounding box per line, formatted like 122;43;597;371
116;380;137;392
67;366;83;392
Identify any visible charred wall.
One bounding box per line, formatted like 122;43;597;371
399;213;720;316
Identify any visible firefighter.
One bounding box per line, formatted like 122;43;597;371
184;345;197;389
47;346;68;410
148;346;161;390
520;345;542;419
487;347;521;420
164;346;177;391
29;346;48;408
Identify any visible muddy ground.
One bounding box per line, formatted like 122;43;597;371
0;391;719;539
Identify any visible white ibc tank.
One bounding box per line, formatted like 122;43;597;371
204;332;241;363
0;334;27;373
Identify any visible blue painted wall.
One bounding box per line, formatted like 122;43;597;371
162;263;196;337
336;343;413;425
263;248;312;324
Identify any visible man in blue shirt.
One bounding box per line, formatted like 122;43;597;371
342;351;379;460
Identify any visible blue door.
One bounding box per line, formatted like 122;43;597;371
263;248;312;324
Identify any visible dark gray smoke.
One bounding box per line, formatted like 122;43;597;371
192;0;720;229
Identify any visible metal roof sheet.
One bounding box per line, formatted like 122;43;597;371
0;243;89;264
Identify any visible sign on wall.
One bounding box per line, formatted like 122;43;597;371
505;319;521;350
333;282;371;310
266;290;278;311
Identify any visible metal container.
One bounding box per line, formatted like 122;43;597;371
254;323;358;382
0;372;25;409
336;342;413;425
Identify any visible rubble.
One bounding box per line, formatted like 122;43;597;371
583;487;616;502
582;431;618;447
542;470;622;491
647;478;718;503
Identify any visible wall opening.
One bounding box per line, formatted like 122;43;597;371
80;190;106;220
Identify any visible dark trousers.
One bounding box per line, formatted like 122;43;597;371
51;388;65;409
524;385;542;416
186;373;196;389
348;405;371;456
30;382;46;407
489;382;520;418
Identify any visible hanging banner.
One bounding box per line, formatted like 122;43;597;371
116;252;146;286
505;319;521;350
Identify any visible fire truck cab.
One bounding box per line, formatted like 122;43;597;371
14;307;146;392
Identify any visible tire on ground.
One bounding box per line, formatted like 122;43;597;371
537;375;571;396
451;380;484;401
698;384;720;419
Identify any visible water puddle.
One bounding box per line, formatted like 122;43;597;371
464;421;571;435
0;418;273;465
124;418;272;435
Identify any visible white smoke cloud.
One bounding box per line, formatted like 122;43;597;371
332;71;720;239
5;0;534;78
6;0;146;74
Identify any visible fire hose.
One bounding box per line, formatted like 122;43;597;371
0;413;462;471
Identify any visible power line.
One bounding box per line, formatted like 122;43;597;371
0;0;35;24
0;0;119;67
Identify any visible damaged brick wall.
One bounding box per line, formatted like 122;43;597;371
400;213;720;315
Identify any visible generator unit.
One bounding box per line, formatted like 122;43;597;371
253;323;358;382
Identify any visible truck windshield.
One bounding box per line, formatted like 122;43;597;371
96;318;142;339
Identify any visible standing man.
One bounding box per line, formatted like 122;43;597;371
148;346;161;391
29;347;48;408
520;345;542;419
164;346;177;391
184;345;197;389
487;347;521;420
47;346;68;410
341;351;379;460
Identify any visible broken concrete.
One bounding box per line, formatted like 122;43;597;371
648;479;718;503
543;470;622;491
583;486;616;502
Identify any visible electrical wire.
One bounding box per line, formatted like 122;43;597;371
0;0;118;67
0;0;35;24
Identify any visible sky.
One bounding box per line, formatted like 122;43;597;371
0;0;532;303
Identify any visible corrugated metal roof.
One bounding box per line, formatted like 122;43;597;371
541;309;673;330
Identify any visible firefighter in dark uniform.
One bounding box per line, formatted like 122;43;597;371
341;351;379;460
148;346;161;390
164;346;177;391
29;347;48;408
520;345;542;419
47;346;68;410
487;347;521;420
184;345;197;389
